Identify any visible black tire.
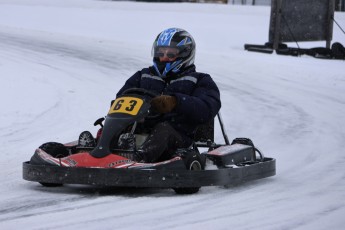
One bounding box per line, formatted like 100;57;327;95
173;150;204;194
38;142;68;187
39;142;69;158
39;182;63;187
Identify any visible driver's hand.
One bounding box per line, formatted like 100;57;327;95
151;95;177;113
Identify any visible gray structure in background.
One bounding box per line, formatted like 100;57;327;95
244;0;344;58
133;0;345;10
269;0;335;49
230;0;343;9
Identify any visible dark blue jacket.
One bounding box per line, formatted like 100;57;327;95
117;65;221;139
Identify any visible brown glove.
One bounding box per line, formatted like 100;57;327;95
151;95;177;113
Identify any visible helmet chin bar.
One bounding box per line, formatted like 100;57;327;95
153;60;164;77
153;59;183;78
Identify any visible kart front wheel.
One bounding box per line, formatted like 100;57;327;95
37;142;68;187
39;142;70;158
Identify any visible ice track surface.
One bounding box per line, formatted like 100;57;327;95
0;1;345;229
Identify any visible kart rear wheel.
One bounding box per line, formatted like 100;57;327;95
173;151;203;194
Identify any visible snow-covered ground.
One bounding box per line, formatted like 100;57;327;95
0;0;345;229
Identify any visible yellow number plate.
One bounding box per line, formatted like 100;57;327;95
108;97;143;116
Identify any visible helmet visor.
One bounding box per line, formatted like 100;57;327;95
153;47;179;59
152;43;191;59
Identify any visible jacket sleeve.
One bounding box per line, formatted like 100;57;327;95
116;71;142;97
172;74;221;124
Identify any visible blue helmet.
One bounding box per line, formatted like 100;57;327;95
152;28;196;78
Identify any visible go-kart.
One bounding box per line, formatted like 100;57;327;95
23;88;276;194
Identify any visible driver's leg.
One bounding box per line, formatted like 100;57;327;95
136;122;192;163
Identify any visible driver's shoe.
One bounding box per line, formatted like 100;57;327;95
78;131;96;148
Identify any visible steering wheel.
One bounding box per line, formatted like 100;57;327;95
122;88;161;119
122;88;158;98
